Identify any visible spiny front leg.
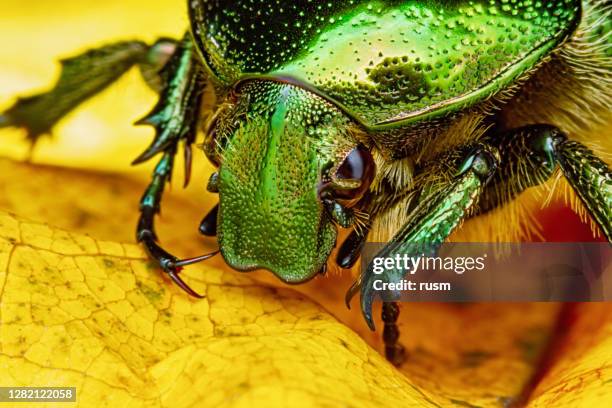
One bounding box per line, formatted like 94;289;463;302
480;125;611;241
135;33;217;297
137;152;191;294
358;145;499;332
137;151;217;298
0;38;177;148
555;139;611;240
132;33;206;169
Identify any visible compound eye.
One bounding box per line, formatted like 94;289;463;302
333;145;375;203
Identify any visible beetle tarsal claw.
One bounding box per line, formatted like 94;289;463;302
171;250;220;268
344;278;362;310
360;280;377;331
160;250;220;298
167;270;206;299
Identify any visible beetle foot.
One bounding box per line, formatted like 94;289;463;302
199;204;219;236
165;265;206;299
162;251;220;298
382;302;405;366
385;344;406;367
336;228;369;269
0;107;46;149
139;229;209;299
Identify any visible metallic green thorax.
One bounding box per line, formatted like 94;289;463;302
212;81;357;282
190;0;580;128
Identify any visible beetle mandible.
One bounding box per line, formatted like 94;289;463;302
2;0;610;365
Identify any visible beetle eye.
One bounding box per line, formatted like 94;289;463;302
332;145;375;203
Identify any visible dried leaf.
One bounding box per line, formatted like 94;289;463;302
0;159;568;407
0;209;443;406
527;304;612;407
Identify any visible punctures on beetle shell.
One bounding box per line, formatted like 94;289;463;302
189;0;581;127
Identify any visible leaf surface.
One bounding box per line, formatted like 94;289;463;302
0;159;574;407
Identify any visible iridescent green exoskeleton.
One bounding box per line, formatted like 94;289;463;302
2;1;610;365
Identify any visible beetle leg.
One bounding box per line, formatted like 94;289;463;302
199;204;219;236
480;125;611;241
137;151;200;297
556;139;611;240
134;34;215;297
359;145;499;331
323;200;356;228
137;150;203;297
382;302;405;366
137;150;219;298
138;38;179;92
132;33;205;171
207;171;220;193
0;38;178;149
337;227;370;270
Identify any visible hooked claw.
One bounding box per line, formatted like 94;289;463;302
138;202;220;299
160;251;220;298
167;268;205;298
344;278;361;310
358;246;404;331
360;278;377;331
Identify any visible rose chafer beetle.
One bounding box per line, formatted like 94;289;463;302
2;0;610;365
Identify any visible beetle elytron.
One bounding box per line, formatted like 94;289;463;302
2;1;611;365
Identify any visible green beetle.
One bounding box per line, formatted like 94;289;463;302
2;0;610;365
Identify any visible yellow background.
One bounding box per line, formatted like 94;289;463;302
0;0;186;175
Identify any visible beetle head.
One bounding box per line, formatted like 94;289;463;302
204;80;374;282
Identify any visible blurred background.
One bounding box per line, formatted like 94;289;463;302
0;0;189;176
0;0;224;290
